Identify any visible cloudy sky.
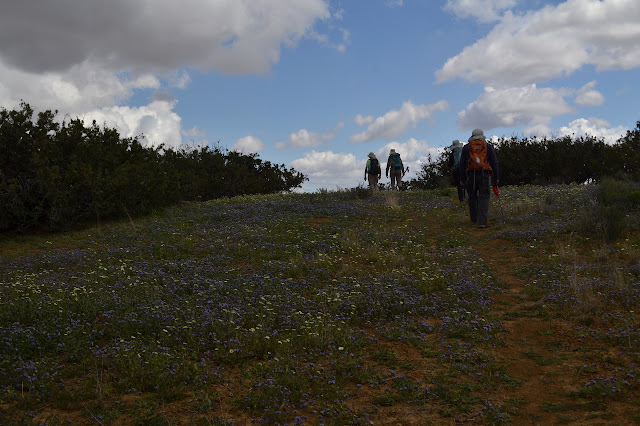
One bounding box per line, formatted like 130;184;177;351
2;0;639;191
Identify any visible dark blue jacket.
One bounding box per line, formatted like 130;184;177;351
458;142;499;184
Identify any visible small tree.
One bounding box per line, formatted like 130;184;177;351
409;152;450;190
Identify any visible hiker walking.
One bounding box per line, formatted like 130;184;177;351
364;152;382;192
447;140;465;203
458;129;499;228
386;149;405;190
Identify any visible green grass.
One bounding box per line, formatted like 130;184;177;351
1;183;640;424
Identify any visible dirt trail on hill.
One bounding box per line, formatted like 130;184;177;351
465;226;614;425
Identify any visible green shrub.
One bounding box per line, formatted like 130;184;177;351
0;103;307;233
579;178;640;243
597;177;640;209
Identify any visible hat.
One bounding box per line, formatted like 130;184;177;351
468;128;486;142
368;152;376;159
389;149;396;155
450;140;462;148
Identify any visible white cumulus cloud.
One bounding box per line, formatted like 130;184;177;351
350;100;449;143
437;0;640;86
0;0;335;75
233;136;266;153
0;0;339;150
277;123;344;149
458;85;574;131
523;123;553;138
574;81;605;106
558;117;627;144
79;100;183;149
290;150;361;190
0;60;159;114
355;114;374;126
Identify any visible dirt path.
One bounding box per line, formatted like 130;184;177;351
465;226;603;425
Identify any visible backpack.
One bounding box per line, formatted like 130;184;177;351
368;158;380;175
451;146;462;168
466;139;493;174
391;152;403;170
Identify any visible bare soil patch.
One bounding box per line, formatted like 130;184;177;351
465;224;627;425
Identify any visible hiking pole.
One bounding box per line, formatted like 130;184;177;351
474;172;478;221
493;185;506;222
401;166;409;191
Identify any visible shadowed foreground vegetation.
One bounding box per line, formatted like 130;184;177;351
0;102;306;233
1;182;640;424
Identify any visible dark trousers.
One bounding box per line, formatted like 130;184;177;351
452;170;464;202
456;184;465;203
465;171;491;225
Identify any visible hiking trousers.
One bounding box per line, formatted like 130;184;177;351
389;169;403;190
368;174;380;192
465;170;491;225
456;184;465;203
452;170;464;202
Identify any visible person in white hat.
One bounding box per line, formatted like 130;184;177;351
386;149;405;190
458;129;499;228
447;140;465;203
364;152;381;192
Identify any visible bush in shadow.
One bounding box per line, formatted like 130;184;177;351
580;178;640;243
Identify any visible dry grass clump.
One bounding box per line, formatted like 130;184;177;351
384;192;400;209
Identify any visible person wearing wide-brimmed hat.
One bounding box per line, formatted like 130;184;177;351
458;129;499;228
447;140;465;203
364;152;382;192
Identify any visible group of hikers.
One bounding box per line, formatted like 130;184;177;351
364;128;499;228
363;148;406;192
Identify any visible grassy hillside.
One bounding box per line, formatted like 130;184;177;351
1;184;639;425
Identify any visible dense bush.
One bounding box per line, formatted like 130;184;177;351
413;121;640;189
0;102;306;232
405;153;450;190
579;177;640;242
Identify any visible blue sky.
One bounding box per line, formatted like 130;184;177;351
2;0;639;191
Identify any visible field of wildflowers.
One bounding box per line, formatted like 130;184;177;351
1;183;639;424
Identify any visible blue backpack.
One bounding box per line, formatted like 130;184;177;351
452;146;462;168
391;153;403;170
